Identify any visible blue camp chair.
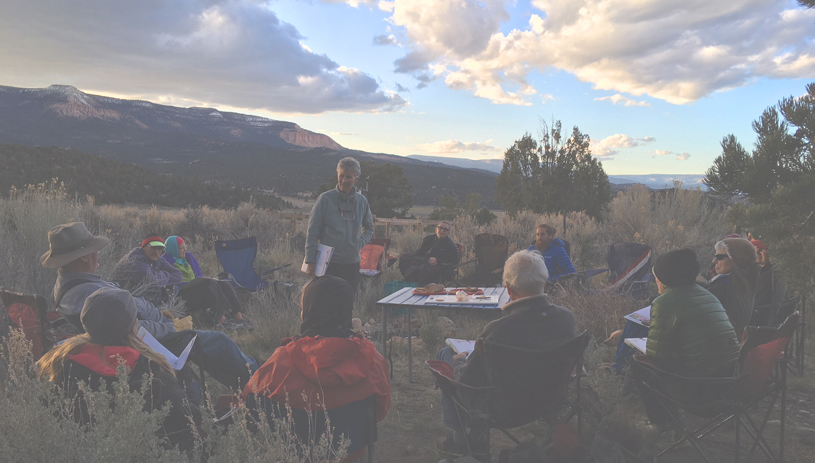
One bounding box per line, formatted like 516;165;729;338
214;237;290;292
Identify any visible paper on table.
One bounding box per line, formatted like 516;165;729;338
425;295;500;305
302;243;334;276
624;306;651;327
624;337;648;354
446;338;476;355
138;327;196;370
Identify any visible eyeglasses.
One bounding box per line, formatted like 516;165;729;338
437;226;450;231
714;254;729;261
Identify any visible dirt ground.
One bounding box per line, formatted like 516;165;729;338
366;339;815;463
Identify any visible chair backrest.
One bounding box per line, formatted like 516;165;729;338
737;312;799;398
214;237;268;291
770;294;800;328
1;290;52;359
482;332;590;429
473;233;509;286
630;354;739;417
359;244;385;271
606;242;652;293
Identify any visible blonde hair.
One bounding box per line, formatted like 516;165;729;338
37;330;175;383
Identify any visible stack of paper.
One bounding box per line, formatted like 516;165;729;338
446;338;476;354
624;337;648;354
624;306;651;327
301;243;334;276
138;327;196;370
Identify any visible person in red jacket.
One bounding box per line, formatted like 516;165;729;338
243;275;390;462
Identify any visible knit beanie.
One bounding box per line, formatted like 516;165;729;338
653;248;699;288
80;288;139;346
722;238;757;267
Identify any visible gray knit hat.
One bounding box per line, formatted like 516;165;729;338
722;238;757;267
80;288;138;345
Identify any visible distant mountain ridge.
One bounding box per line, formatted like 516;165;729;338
407;155;707;190
0;84;501;207
1;84;343;150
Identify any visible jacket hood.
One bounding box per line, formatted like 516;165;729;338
67;343;141;378
285;336;375;388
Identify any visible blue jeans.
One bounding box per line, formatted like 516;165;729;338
194;330;258;389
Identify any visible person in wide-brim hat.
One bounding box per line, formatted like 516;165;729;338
41;222;109;269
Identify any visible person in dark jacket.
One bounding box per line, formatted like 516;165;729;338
751;239;786;326
36;287;201;452
635;249;739;439
704;238;760;339
401;221;460;285
528;223;575;282
113;234;183;304
646;249;739;378
435;250;577;456
162;235;248;330
243;276;390;463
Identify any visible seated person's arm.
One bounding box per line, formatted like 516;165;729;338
445;239;460;265
645;301;675;368
552;246;576;279
134;297;177;339
155;258;183;286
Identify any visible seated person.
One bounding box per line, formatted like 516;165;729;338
400;221;460;285
751;239;786;326
703;238;760;339
113;234;182;304
647;249;740;378
635;249;739;440
242;276;390;463
36;287;202;452
528;223;575;282
162;235;249;330
42;222;259;389
434;250;577;457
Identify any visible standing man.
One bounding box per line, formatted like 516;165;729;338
528;223;575;282
305;157;374;289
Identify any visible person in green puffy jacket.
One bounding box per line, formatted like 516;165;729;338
646;248;740;378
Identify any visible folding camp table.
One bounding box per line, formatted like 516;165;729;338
376;286;510;382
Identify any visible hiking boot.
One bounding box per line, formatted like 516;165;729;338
436;435;467;457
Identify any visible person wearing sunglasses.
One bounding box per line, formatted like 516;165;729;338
113;234;183;304
304;157;374;290
400;221;460;285
703;238;761;339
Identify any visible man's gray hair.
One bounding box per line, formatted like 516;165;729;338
337;157;361;177
503;250;548;297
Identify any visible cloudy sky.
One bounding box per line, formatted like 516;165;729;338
1;0;813;175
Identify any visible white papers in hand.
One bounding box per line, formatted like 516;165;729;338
624;306;651;327
446;338;476;355
138;326;196;370
302;243;334;276
624;337;648;354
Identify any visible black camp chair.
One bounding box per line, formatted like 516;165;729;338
577;242;653;299
456;234;509;287
426;332;589;461
214;237;290;292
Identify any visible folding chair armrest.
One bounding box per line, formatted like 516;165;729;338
260;263;291;276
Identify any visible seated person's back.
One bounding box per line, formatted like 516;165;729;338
36;288;200;452
243;276;390;461
647;249;740;378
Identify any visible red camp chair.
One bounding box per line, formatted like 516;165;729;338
359;238;391;276
1;289;75;359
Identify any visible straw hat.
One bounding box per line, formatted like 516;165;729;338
40;222;110;269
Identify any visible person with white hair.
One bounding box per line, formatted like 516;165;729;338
704;238;761;339
304;157;374;290
434;250;577;457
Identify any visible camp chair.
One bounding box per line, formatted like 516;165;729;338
359;238;390;276
631;312;799;463
426;332;589;461
214;237;290;292
1;289;76;359
577;242;653;299
457;234;509;287
247;393;379;463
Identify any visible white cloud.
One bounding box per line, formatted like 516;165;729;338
592;134;655;157
380;0;815;105
651;149;691;160
418;139;503;154
594;94;651;107
373;34;399;46
0;1;405;114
